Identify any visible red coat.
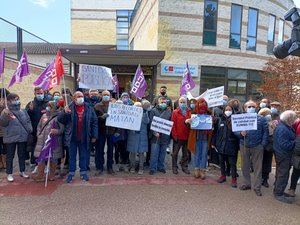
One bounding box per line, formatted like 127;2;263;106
293;119;300;136
171;108;190;141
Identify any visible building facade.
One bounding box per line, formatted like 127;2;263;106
71;0;295;101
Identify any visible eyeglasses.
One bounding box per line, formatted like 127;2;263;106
247;106;256;109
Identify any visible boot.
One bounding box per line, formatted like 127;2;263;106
231;178;237;188
200;169;206;180
194;169;200;178
33;164;45;182
172;167;178;174
48;162;57;181
2;154;6;169
0;155;4;169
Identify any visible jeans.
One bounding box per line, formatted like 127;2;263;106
0;137;7;155
69;141;88;176
6;142;27;174
95;133;114;171
194;140;208;169
273;153;292;196
172;140;189;169
290;167;300;191
219;154;237;178
150;142;167;172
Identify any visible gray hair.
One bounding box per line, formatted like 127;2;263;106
244;100;257;110
141;99;151;110
280;110;298;126
179;96;187;102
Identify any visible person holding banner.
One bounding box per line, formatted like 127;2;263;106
0;93;33;182
212;105;239;188
149;96;172;175
58;91;98;183
127;101;150;175
171;97;191;175
236;100;269;196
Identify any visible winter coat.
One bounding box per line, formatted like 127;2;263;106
127;111;150;153
34;113;64;160
235;115;269;148
94;101;117;135
0;104;5;137
0;107;33;144
273;121;296;158
26;98;48;135
149;106;172;145
171;108;190;141
212;115;239;156
57;102;98;149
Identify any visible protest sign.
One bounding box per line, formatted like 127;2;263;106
150;116;174;135
105;103;143;131
203;86;224;108
231;113;258;132
79;64;114;90
191;114;213;130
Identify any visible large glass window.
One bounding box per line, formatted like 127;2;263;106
267;15;276;54
203;0;218;46
247;8;258;51
278;19;284;44
200;67;226;94
116;10;132;50
230;4;243;49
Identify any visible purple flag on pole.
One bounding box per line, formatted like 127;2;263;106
180;62;195;95
130;65;147;99
8;52;29;88
0;49;5;75
112;75;119;93
34;60;55;90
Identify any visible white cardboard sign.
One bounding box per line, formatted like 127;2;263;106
231;113;258;132
150;116;174;136
203;86;224;108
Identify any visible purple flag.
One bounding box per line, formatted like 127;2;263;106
8;52;30;88
112;75;119;93
34;60;55;90
130;65;147;99
180;62;195;95
36;123;58;164
0;49;5;75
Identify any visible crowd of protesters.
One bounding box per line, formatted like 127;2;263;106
0;85;299;204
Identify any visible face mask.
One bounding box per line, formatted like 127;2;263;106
247;107;256;113
102;95;110;102
271;107;278;114
224;110;232;117
265;115;272;121
122;97;129;103
160;91;166;96
91;96;99;101
11;100;20;105
223;100;228;106
179;103;187;110
190;103;195;109
53;96;60;102
76;97;84;105
36;94;44;101
260;103;267;109
159;103;167;110
46;106;51;112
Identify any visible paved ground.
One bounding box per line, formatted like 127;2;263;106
0;153;299;225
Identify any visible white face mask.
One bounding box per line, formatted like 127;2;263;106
76;97;84;105
224;110;233;117
260;102;267;108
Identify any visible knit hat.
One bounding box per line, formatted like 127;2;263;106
121;92;129;98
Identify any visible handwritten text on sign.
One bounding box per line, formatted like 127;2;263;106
106;103;143;131
231;113;258;132
204;86;224;108
79;64;114;90
150;116;174;136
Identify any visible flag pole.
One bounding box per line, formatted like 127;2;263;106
62;75;68;107
2;74;7;109
45;148;51;188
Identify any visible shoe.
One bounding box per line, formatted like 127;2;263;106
95;170;103;176
172;167;178;174
284;189;296;198
7;174;14;182
107;169;115;175
166;147;171;154
32;166;38;174
217;175;226;183
81;174;89;181
20;172;29;179
33;164;46;182
138;169;144;175
254;189;262;196
149;170;155;175
239;185;251;191
231;178;237;188
182;167;190;174
262;179;269;188
130;167;135;173
158;169;166;174
298;179;300;185
66;174;73;183
194;169;200;178
274;195;293;204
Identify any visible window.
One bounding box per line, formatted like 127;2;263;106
230;4;243;49
116;10;132;50
247;8;258;51
267;15;276;54
278;19;284;44
200;67;226;94
203;0;218;46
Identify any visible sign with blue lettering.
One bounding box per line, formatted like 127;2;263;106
191;114;213;130
161;64;198;77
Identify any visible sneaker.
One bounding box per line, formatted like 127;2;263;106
138;169;144;175
20;172;29;179
231;178;237;188
217;175;226;183
239;185;251;191
158;169;166;174
284;189;296;197
274;195;293;204
130;167;135;173
66;174;73;183
182;167;190;175
166;147;171;154
32;166;38;174
7;174;14;182
149;170;155;175
81;174;89;181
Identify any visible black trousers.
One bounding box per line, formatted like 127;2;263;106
273;153;292;196
219;154;237;178
0;137;6;155
262;150;273;180
290;167;300;191
115;140;128;164
172;140;188;169
6;142;27;174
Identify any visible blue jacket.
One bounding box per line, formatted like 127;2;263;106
236;115;269;148
273;122;295;157
57;102;98;148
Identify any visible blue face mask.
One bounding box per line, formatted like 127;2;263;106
12;100;20;105
53;96;60;102
179;103;187;110
190;103;195;109
271;107;278;114
247;107;256;113
91;96;99;101
159;103;167;110
223;100;228;106
36;94;44;101
102;95;110;102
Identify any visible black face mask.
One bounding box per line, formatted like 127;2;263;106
160;91;166;96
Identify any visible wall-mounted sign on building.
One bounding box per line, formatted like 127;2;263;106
161;63;198;77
